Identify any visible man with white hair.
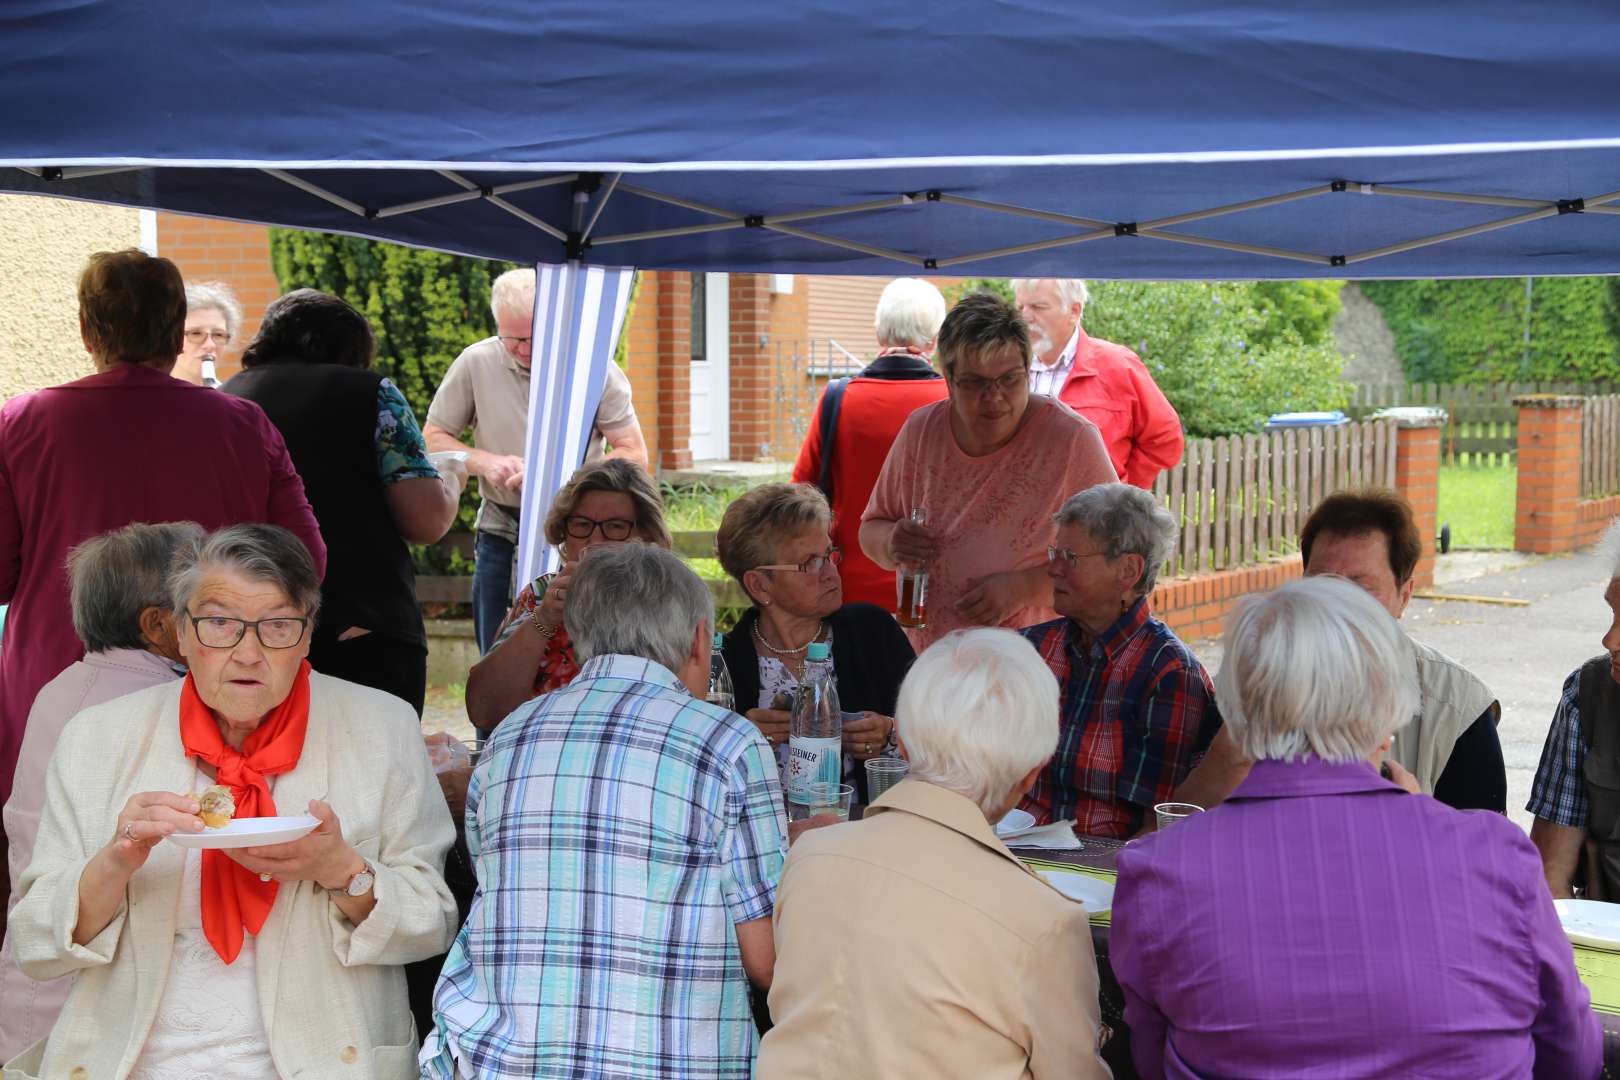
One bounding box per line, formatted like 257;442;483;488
1019;482;1221;838
423;543;785;1080
759;628;1109;1079
1012;278;1183;488
1529;520;1620;899
425;267;649;652
791;277;947;610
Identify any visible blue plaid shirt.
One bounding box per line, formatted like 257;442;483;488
421;654;787;1080
1527;667;1587;828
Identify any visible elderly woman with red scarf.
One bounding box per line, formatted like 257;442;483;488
3;525;456;1080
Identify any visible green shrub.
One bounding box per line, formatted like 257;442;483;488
1362;278;1620;384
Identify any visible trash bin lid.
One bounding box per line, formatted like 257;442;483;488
1263;410;1349;429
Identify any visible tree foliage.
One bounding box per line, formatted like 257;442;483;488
1361;277;1620;384
946;278;1348;437
268;230;515;423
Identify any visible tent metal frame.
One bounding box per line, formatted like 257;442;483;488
16;163;1618;273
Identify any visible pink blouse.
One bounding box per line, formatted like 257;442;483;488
863;396;1117;650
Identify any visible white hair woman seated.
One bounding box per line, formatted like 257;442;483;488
758;629;1110;1080
4;524;456;1079
1111;576;1601;1079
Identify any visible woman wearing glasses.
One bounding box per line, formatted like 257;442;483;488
860;291;1117;651
4;524;455;1080
464;457;674;736
173;280;243;385
716;483;915;793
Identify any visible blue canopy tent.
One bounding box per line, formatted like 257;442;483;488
5;0;1620;577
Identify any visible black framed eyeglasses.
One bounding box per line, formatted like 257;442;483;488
563;515;636;541
187;611;310;649
755;546;842;576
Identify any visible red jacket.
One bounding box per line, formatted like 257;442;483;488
1055;328;1184;489
791;354;947;611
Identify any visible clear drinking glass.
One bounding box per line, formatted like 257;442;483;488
1154;801;1205;831
864;757;909;801
896;507;929;629
789;782;855;822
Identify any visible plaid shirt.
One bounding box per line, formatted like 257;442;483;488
421;654;787;1080
1527;667;1587;828
1018;601;1222;838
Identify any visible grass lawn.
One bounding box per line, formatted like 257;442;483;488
1436;461;1516;550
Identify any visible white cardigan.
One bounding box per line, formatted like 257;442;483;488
2;673;458;1080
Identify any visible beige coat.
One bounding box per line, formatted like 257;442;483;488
2;673;458;1080
757;780;1111;1080
1393;637;1498;794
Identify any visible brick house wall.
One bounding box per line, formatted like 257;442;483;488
153;214;281;381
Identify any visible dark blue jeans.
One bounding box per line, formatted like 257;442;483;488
473;530;517;655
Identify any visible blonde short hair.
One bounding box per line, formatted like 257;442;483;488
1217;576;1418;764
715;483;832;602
897;629;1059;817
543;458;672;549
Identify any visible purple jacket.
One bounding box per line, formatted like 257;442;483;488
1112;757;1602;1080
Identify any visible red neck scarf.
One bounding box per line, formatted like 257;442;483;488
178;660;312;963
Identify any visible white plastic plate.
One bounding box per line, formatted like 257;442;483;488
167;815;320;850
994;808;1037;838
1557;898;1620;950
1037;869;1114;917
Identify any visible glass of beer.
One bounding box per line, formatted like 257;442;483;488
897;507;929;629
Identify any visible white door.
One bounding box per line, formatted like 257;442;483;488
688;272;730;460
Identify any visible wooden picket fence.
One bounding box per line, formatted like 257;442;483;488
1584;395;1620;501
1151;419;1398;578
1349;381;1620;467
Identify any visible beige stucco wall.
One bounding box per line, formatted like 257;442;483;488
0;194;143;401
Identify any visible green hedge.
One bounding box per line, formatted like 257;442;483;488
946;279;1348;438
1360;278;1620;384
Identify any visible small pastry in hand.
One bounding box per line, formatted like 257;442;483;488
196;785;236;829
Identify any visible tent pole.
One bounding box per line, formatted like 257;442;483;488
593;220;747;247
261;169;368;216
1135;228;1333;265
580;173;622;243
761;223;926;265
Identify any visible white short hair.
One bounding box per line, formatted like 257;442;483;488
1602;519;1620;580
1011;278;1089;310
185;281;243;342
1217;576;1418;764
874;277;946;349
490;267;536;320
896;629;1059;816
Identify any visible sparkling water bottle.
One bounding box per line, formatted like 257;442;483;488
707;633;735;711
787;641;841;801
200;353;222;389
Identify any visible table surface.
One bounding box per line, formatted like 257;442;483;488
1009;836;1620;1079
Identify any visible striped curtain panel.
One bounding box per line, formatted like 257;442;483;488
515;260;636;587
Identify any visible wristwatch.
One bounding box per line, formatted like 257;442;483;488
330;860;376;898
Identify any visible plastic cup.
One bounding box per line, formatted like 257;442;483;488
1154;801;1204;830
790;782;854;822
864;757;909;801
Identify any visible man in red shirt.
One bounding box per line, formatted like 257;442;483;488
1013;278;1184;489
792;278;948;611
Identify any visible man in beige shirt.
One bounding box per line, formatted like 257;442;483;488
759;629;1110;1080
425;267;648;652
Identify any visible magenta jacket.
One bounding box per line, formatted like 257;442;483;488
1113;757;1602;1080
0;364;325;808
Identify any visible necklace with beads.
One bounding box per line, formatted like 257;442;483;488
753;618;825;659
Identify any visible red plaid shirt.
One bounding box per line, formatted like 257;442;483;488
1018;600;1221;838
